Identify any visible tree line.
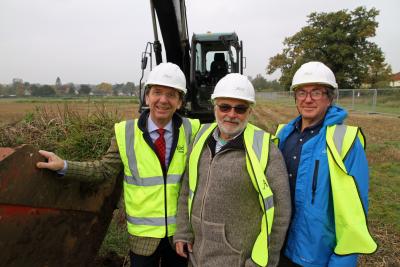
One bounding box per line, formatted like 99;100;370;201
0;80;138;97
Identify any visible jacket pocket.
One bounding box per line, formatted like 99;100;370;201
197;219;242;266
311;160;319;204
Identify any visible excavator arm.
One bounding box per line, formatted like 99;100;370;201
142;0;244;122
151;0;191;79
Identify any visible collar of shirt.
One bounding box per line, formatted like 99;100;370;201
147;116;173;167
147;116;173;135
212;127;244;154
294;118;324;134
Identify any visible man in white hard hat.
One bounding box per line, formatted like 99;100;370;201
36;62;200;267
174;73;291;267
275;61;376;267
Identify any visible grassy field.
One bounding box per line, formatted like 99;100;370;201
0;97;139;126
256;90;400;116
0;98;399;266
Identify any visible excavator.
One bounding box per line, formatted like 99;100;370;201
139;0;244;122
0;1;244;266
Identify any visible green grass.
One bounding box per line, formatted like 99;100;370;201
367;141;400;154
99;216;130;257
338;102;400;115
368;162;400;232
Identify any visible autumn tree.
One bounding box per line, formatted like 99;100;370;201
15;81;25;97
267;7;392;89
250;75;285;91
251;74;268;91
96;82;113;95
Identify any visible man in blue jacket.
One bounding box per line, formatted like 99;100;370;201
276;62;376;267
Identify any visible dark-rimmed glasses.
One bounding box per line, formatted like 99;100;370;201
216;104;249;114
295;90;327;100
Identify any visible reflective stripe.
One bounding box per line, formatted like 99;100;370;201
333;124;347;155
124;174;181;186
125;120;140;178
265;195;273;248
253;130;265;161
182;117;192;147
126;215;177;226
124;120;185;182
194;124;213;145
264;195;274;211
189;189;194;199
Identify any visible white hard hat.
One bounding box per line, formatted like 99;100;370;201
144;62;187;94
291;61;338;90
211;73;255;103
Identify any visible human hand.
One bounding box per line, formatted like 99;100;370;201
176;241;192;258
36;150;65;171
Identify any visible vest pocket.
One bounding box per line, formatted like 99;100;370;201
311;160;319;204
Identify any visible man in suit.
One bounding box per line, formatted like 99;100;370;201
37;62;200;267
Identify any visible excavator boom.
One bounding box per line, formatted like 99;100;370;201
151;0;190;78
141;0;244;122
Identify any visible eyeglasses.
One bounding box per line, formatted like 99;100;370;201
216;104;249;114
295;90;327;100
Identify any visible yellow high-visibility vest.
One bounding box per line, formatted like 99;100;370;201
275;123;377;254
115;117;200;238
188;123;274;266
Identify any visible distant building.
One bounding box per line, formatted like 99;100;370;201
390;72;400;87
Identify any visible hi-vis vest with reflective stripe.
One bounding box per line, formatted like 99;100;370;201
275;123;377;255
188;123;274;267
115;117;200;238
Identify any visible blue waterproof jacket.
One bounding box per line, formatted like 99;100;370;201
277;105;369;267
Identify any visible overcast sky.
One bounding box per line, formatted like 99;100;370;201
0;0;398;85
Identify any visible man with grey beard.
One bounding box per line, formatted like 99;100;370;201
173;73;291;267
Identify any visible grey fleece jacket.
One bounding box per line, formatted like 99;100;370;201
174;131;291;267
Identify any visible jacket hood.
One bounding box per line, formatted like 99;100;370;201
289;104;347;128
322;105;347;126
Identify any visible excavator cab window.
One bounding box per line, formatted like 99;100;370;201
207;52;229;83
191;35;242;115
